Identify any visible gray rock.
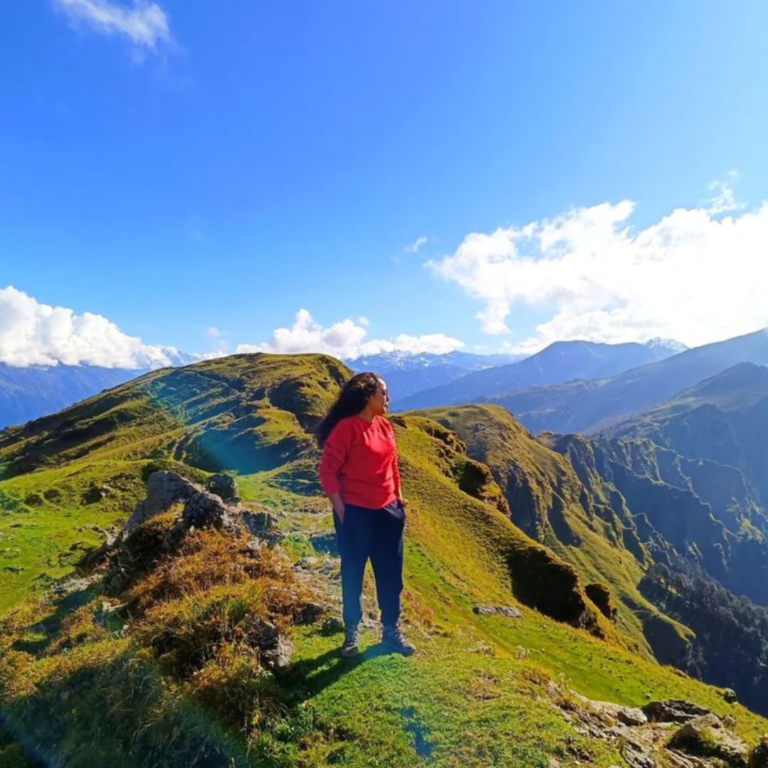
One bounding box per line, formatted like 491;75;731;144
125;472;202;533
472;605;522;618
721;688;738;704
668;713;747;765
310;531;338;555
619;741;655;768
643;699;711;723
182;492;240;534
242;510;281;543
617;708;648;727
321;616;345;635
207;473;239;503
262;633;294;672
297;602;326;624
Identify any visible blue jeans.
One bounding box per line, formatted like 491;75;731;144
333;499;406;629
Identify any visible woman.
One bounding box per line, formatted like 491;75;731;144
317;372;415;658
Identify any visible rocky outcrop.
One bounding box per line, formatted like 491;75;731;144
668;713;748;765
101;472;278;593
643;700;711;723
181;491;240;535
553;689;750;768
207;473;239;503
472;605;522;618
124;471;202;533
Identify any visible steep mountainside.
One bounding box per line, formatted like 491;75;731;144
394;339;682;411
416;404;768;713
0;363;142;429
1;354;768;765
590;363;768;601
413;406;672;651
488;328;768;434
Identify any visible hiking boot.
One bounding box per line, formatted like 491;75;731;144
381;624;415;656
340;625;360;658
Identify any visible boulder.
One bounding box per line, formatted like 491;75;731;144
181;492;240;535
207;473;239;503
125;472;202;533
668;713;748;765
472;605;523;619
249;618;293;671
643;700;711;723
321;616;345;635
297;601;326;624
242;510;281;544
262;634;294;672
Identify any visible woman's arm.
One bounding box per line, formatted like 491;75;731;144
319;421;351;522
389;422;405;506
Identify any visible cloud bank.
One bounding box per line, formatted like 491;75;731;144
237;309;464;359
0;285;181;368
53;0;172;53
429;185;768;352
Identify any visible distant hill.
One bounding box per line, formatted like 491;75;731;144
394;339;684;410
0;363;144;430
347;350;523;402
487;328;768;434
604;361;768;520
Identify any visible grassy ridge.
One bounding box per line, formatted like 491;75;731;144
0;354;766;766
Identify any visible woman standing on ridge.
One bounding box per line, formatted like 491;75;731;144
317;372;415;658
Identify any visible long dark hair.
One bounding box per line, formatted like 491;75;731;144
316;372;381;448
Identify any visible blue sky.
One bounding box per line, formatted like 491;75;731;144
2;1;768;366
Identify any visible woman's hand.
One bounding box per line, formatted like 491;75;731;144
397;496;407;509
330;493;346;523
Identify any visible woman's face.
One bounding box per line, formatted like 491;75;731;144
368;377;390;416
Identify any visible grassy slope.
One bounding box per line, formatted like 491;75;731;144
0;353;348;609
413;405;691;657
0;354;766;766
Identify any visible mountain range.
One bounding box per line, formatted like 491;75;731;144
346;350;523;401
393;339;686;411
0;363;143;430
485;328;768;434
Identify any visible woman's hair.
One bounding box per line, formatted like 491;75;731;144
316;372;381;448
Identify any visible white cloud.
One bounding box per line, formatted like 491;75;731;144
53;0;172;53
429;189;768;353
405;236;428;254
705;174;743;215
0;285;181;368
206;326;222;338
236;309;464;359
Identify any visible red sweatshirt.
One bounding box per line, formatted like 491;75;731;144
318;415;401;509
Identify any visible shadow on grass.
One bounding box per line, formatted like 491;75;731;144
283;641;400;703
12;584;98;655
